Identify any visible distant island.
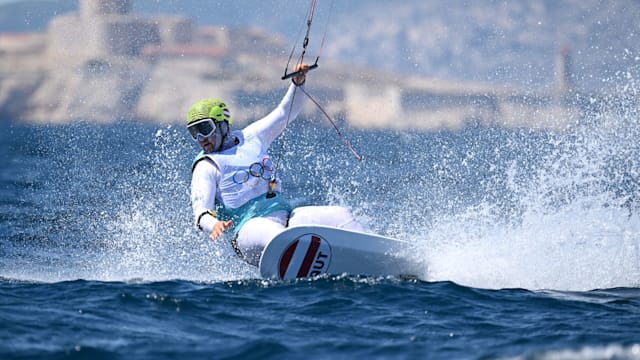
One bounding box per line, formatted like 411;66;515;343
0;0;599;130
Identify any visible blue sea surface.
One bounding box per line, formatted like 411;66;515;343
2;279;640;359
1;108;640;359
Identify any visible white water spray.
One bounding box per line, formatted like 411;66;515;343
412;73;640;291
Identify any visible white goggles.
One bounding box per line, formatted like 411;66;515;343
187;118;217;141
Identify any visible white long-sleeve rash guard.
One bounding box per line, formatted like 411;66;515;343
190;83;306;234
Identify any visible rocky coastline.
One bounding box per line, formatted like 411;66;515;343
0;0;586;131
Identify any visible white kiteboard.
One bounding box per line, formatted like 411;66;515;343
259;225;421;280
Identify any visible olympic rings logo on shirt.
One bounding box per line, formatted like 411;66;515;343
232;157;275;187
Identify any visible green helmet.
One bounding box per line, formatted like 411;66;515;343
187;99;233;126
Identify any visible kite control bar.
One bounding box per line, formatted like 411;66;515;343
281;63;319;80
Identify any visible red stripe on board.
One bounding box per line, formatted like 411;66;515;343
279;240;298;278
296;236;321;278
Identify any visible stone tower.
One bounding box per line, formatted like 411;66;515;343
555;45;573;94
47;0;192;60
80;0;132;18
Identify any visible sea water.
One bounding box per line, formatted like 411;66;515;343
1;92;640;358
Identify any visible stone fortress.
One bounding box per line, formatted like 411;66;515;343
0;0;582;130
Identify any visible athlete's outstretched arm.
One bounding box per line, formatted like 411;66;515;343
243;64;309;146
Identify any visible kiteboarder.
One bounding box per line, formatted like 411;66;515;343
187;64;364;265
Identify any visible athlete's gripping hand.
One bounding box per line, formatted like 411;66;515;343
209;220;233;241
292;63;309;86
